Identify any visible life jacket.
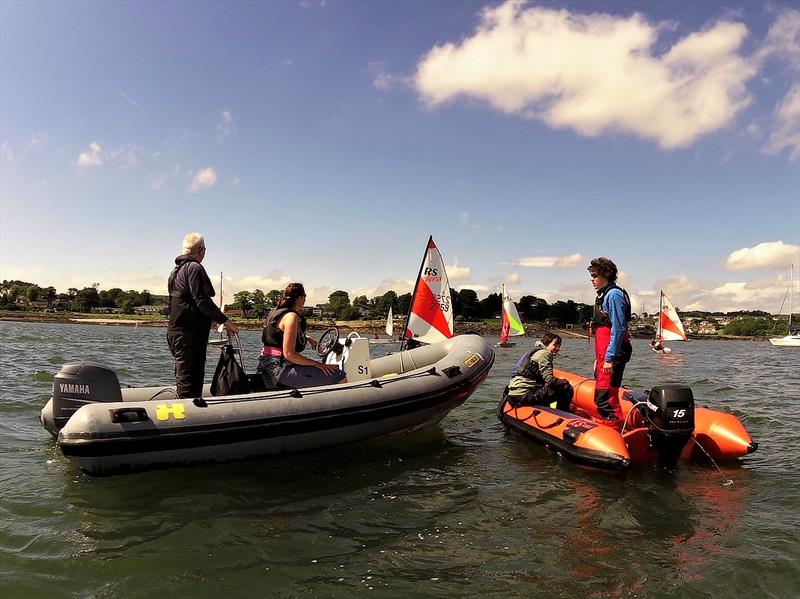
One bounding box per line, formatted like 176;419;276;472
592;282;631;330
511;347;546;386
261;307;307;353
167;256;213;329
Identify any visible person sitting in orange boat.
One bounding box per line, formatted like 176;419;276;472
506;332;573;411
256;283;346;390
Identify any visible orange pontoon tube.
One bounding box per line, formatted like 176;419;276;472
498;369;757;470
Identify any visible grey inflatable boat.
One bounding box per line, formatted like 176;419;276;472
40;334;494;476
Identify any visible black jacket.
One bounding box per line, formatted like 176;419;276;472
167;255;227;331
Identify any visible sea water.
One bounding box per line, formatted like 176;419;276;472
0;321;797;598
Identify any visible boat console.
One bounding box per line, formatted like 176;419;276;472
322;330;371;382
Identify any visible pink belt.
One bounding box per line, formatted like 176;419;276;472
260;346;283;357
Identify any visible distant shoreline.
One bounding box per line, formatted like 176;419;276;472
0;311;763;341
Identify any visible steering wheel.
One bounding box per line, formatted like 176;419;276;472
316;327;341;357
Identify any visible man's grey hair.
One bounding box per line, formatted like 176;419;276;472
182;232;205;256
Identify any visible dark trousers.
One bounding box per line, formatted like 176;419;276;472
545;378;575;412
512;378;574;412
167;328;209;398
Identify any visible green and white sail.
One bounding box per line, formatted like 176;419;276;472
500;283;525;343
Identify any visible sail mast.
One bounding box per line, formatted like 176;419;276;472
400;236;431;350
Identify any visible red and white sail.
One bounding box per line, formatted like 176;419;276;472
404;237;454;344
658;291;687;341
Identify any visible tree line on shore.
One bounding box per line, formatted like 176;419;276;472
1;279;793;336
1;279;595;324
226;288;596;324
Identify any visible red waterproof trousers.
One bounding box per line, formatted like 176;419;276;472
593;325;626;429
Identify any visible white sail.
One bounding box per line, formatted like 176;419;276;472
385;306;393;337
501;283;525;338
658;291;687;341
404;237;454;344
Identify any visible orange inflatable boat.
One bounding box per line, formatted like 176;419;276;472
498;369;757;471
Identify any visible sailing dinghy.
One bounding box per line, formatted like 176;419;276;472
367;307;395;344
402;236;454;347
652;291;687;353
497;283;525;347
769;265;800;347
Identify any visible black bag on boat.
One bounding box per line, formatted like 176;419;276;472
211;344;250;396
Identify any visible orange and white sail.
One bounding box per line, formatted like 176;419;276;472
658;291;687;341
403;237;454;344
500;283;525;343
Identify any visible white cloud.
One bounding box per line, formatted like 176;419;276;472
77;142;103;168
348;277;415;304
455;283;490;294
300;0;327;10
459;211;469;226
725;241;799;270
0;142;14;162
538;271;792;313
447;261;473;281
513;253;584;268
504;272;520;284
0;267;168;295
374;72;408;91
109;145;140;169
414;1;755;149
232;175;241;188
150;175;167;190
29;131;48;149
187;167;219;192
223;274;293;299
753;7;800;71
217;111;236;141
762;82;800;159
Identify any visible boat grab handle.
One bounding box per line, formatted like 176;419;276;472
109;407;149;424
442;365;461;378
530;409;564;429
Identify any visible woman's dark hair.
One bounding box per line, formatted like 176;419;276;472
541;332;562;346
587;257;618;282
276;283;306;310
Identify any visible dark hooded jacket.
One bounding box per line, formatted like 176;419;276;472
167;255;228;331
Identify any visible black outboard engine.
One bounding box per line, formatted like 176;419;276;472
52;361;123;431
646;385;695;469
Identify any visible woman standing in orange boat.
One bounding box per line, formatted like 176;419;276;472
588;257;632;430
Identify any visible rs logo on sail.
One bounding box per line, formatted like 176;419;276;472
59;384;90;395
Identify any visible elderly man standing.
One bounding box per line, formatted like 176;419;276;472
167;232;239;398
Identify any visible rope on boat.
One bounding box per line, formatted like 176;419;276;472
195;367;439;407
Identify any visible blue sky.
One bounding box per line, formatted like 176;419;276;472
1;0;798;312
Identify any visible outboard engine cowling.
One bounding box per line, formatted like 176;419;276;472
52;362;122;431
647;384;695;469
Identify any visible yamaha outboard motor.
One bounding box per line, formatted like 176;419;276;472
52;361;123;431
647;385;695;469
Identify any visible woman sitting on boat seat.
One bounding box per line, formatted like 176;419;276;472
506;333;573;412
257;283;346;390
